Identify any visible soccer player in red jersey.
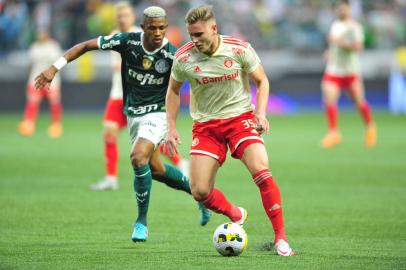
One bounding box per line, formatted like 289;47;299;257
321;0;377;148
165;5;295;256
18;29;63;138
90;2;189;191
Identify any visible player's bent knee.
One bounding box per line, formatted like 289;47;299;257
103;130;118;144
130;151;149;168
191;187;210;202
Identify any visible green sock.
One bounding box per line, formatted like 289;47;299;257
153;164;191;194
133;164;152;226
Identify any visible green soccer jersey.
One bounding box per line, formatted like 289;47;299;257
98;32;177;116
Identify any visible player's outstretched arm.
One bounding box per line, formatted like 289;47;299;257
165;76;184;156
34;39;99;90
249;64;270;134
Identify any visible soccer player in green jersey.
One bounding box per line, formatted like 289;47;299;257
34;6;211;242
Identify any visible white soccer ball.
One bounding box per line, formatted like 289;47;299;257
213;222;248;256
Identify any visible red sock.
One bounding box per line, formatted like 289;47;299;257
253;169;286;242
105;142;118;177
50;103;62;123
160;143;181;166
326;104;338;130
358;102;373;125
24;102;39;122
197;188;241;221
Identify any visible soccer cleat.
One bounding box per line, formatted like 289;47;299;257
90;176;119;191
18;120;35;137
321;130;342;149
274;239;296;256
233;207;248;226
48;122;63;139
132;222;148;242
365;124;377;148
178;159;190;178
198;202;212;226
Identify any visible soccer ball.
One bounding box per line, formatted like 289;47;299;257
213;222;248;256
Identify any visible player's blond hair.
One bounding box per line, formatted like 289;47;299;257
143;6;166;18
185;5;215;24
114;1;134;13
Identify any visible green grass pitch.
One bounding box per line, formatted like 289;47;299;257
0;112;405;269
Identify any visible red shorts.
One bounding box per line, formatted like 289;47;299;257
103;98;127;128
190;111;264;166
322;73;359;89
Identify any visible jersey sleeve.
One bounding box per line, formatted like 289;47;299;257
352;23;364;44
51;41;62;61
28;45;35;64
170;58;186;82
97;32;129;53
241;44;261;74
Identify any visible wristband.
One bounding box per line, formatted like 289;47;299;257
53;57;67;70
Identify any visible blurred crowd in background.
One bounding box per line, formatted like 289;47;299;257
1;0;405;57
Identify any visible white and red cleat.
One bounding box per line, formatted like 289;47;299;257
233;207;248;226
274;239;296;256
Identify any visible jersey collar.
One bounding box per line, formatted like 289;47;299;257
211;35;223;56
140;32;168;55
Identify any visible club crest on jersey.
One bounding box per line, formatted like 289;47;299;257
155;59;169;74
224;58;234;68
143;55;154;70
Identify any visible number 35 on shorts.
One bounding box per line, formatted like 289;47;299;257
241;119;256;129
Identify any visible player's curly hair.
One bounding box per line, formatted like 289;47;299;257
185;5;215;24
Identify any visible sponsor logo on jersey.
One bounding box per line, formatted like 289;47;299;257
102;39;120;49
179;54;191;63
128;104;159;115
104;34;115;40
194;66;201;73
127;40;141;46
224;58;234;68
155;59;169;73
232;47;244;55
131;51;139;59
160;49;174;60
142;55;154;70
194;70;239;85
128;68;165;85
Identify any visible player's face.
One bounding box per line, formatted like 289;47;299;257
116;7;135;32
36;30;49;42
141;17;168;49
187;20;218;54
337;3;351;20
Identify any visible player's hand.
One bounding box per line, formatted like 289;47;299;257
34;66;57;90
164;128;182;156
254;114;269;135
